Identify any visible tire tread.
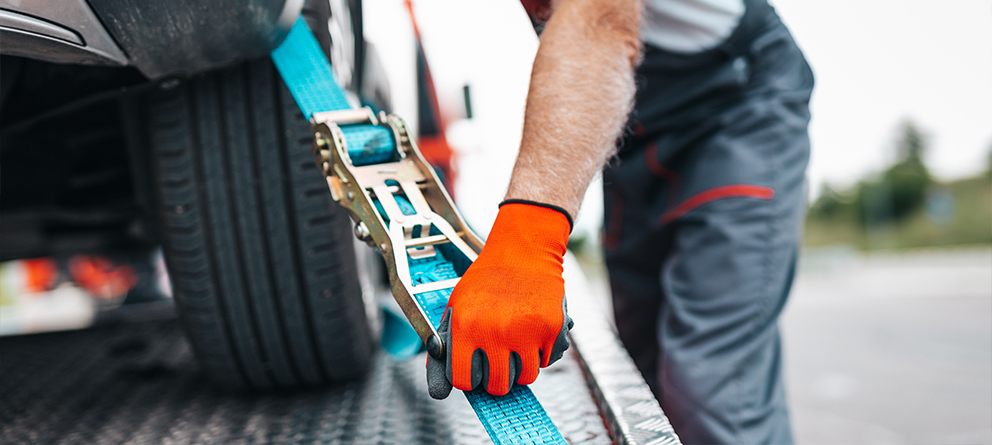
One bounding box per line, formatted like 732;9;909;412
145;58;372;391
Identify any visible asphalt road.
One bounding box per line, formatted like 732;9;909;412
782;247;992;444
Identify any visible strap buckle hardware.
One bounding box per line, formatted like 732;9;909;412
311;107;484;359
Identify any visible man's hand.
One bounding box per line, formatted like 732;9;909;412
426;0;640;399
427;202;574;399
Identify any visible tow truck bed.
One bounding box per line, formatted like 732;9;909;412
0;258;679;445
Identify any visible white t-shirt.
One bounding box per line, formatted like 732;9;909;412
641;0;746;53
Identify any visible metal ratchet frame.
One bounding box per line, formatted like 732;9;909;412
310;107;484;359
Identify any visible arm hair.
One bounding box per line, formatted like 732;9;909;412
504;0;643;218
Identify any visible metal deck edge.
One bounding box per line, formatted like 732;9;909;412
563;254;682;445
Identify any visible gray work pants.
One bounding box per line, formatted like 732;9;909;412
603;5;814;443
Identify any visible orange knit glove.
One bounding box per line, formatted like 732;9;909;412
427;201;574;399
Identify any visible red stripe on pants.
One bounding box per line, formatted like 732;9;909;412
661;185;775;224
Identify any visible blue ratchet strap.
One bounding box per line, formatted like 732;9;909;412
270;20;393;166
271;18;566;445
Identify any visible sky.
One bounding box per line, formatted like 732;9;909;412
773;0;992;192
362;0;992;234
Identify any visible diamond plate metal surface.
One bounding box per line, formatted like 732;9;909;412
0;319;612;444
0;254;678;445
563;256;682;445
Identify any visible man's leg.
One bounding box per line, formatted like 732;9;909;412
605;18;813;442
655;184;802;444
606;122;805;443
606;137;805;443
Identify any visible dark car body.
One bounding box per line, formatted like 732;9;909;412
0;0;375;261
1;0;298;78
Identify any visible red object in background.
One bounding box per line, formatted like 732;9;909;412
519;0;552;28
23;258;58;293
405;0;457;199
69;256;137;300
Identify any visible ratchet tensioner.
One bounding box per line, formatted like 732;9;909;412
310;107;483;360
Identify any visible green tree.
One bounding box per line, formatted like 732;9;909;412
808;182;853;220
887;119;931;219
857;119;932;225
895;118;927;161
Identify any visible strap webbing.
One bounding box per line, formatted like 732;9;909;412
271;20;393;165
271;17;566;445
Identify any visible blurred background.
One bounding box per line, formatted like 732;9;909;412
2;0;989;443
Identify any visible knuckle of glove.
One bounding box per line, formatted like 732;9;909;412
446;219;568;392
434;202;574;398
448;305;557;394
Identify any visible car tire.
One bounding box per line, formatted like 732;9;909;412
145;58;373;391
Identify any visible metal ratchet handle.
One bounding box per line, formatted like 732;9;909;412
310;107;484;359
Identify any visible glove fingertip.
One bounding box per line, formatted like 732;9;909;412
427;354;453;400
546;320;571;366
504;351;522;393
470;348;489;390
429;381;453;400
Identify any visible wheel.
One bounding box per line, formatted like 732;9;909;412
145;57;373;391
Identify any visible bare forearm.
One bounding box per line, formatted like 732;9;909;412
505;0;643;218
